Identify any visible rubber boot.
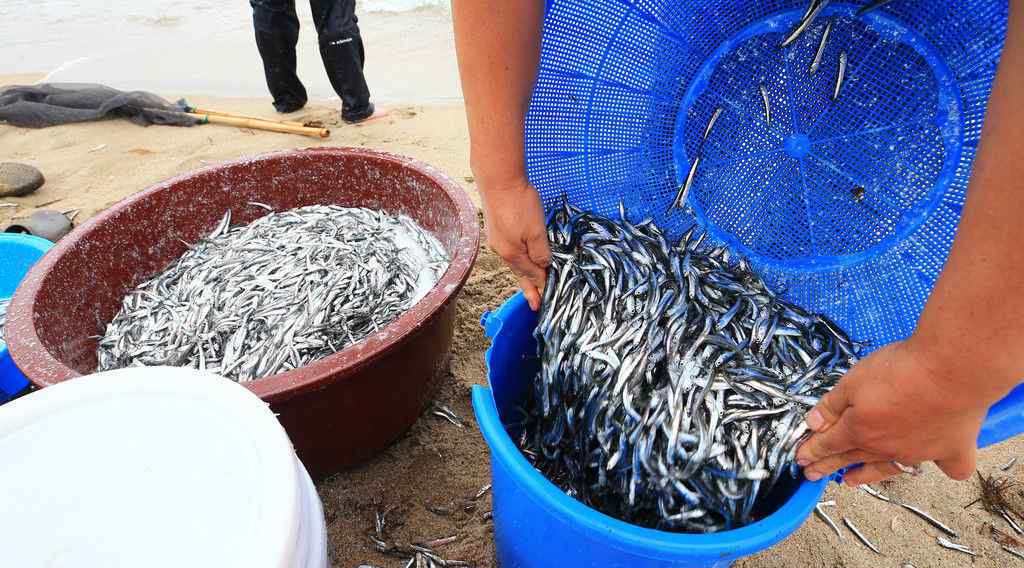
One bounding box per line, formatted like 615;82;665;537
310;0;373;122
251;0;308;113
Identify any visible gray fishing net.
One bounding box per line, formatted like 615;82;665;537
0;83;199;128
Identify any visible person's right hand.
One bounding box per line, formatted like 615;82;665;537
479;178;551;311
796;341;986;486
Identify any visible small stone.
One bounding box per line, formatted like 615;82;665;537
4;210;72;242
0;163;44;197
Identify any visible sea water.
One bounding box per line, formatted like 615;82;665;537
1;0;460;103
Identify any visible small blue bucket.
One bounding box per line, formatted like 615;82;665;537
474;294;1014;567
0;233;54;401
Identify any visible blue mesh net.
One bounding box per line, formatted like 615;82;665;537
525;0;1009;350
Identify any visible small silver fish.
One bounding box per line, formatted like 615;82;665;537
1004;545;1024;560
781;0;830;48
210;209;231;239
809;20;832;76
1002;509;1024;536
937;536;976;557
431;401;465;428
891;460;922;476
861;484;891;503
0;297;9;351
703;107;724;143
425;534;459;548
857;0;896;17
844;517;881;554
475;483;493;500
815;503;843;539
759;84;772;126
899;502;959;539
671;156;701;211
1001;456;1018;471
833;51;848;101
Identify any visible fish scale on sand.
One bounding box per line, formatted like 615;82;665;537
96;204;450;382
517;201;860;532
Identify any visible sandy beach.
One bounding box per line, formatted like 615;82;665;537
3;69;1024;566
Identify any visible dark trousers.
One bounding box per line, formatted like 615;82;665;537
250;0;371;117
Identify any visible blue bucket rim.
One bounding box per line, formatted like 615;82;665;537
1;232;53;399
474;292;827;559
0;232;54;305
0;233;55;259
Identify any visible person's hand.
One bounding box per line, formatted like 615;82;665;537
796;341;990;486
479;178;551;310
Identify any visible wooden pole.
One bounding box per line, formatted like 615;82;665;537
188;107;308;128
187;112;330;139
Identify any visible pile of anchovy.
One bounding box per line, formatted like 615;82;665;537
517;202;861;532
96;204;449;382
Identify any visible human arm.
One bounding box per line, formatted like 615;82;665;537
797;0;1024;485
452;0;550;310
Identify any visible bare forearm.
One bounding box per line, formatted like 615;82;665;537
452;0;544;188
911;1;1024;402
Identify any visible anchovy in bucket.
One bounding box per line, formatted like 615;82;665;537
517;200;860;532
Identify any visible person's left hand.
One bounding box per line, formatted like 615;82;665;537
796;341;988;486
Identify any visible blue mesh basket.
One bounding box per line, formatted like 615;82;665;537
525;1;1022;443
528;0;1007;352
527;0;1007;347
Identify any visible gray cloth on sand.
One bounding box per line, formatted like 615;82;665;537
0;83;199;128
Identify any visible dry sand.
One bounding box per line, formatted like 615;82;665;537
3;74;1024;568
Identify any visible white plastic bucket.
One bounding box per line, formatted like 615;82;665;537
0;367;328;568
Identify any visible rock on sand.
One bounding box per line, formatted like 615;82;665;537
0;162;44;197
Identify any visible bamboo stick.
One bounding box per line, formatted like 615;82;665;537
187;112;330;138
188;106;308;128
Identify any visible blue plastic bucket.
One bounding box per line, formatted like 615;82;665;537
0;233;54;401
474;293;1014;567
473;294;828;568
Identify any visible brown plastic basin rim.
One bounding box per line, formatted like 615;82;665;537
7;147;480;403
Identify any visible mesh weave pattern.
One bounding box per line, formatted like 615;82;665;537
526;0;1008;349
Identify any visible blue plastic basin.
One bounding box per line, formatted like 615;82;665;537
474;294;829;568
0;233;54;401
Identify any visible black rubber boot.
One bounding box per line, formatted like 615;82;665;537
251;0;308;113
342;102;375;124
310;0;373;121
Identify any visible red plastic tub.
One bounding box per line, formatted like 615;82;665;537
5;148;479;479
